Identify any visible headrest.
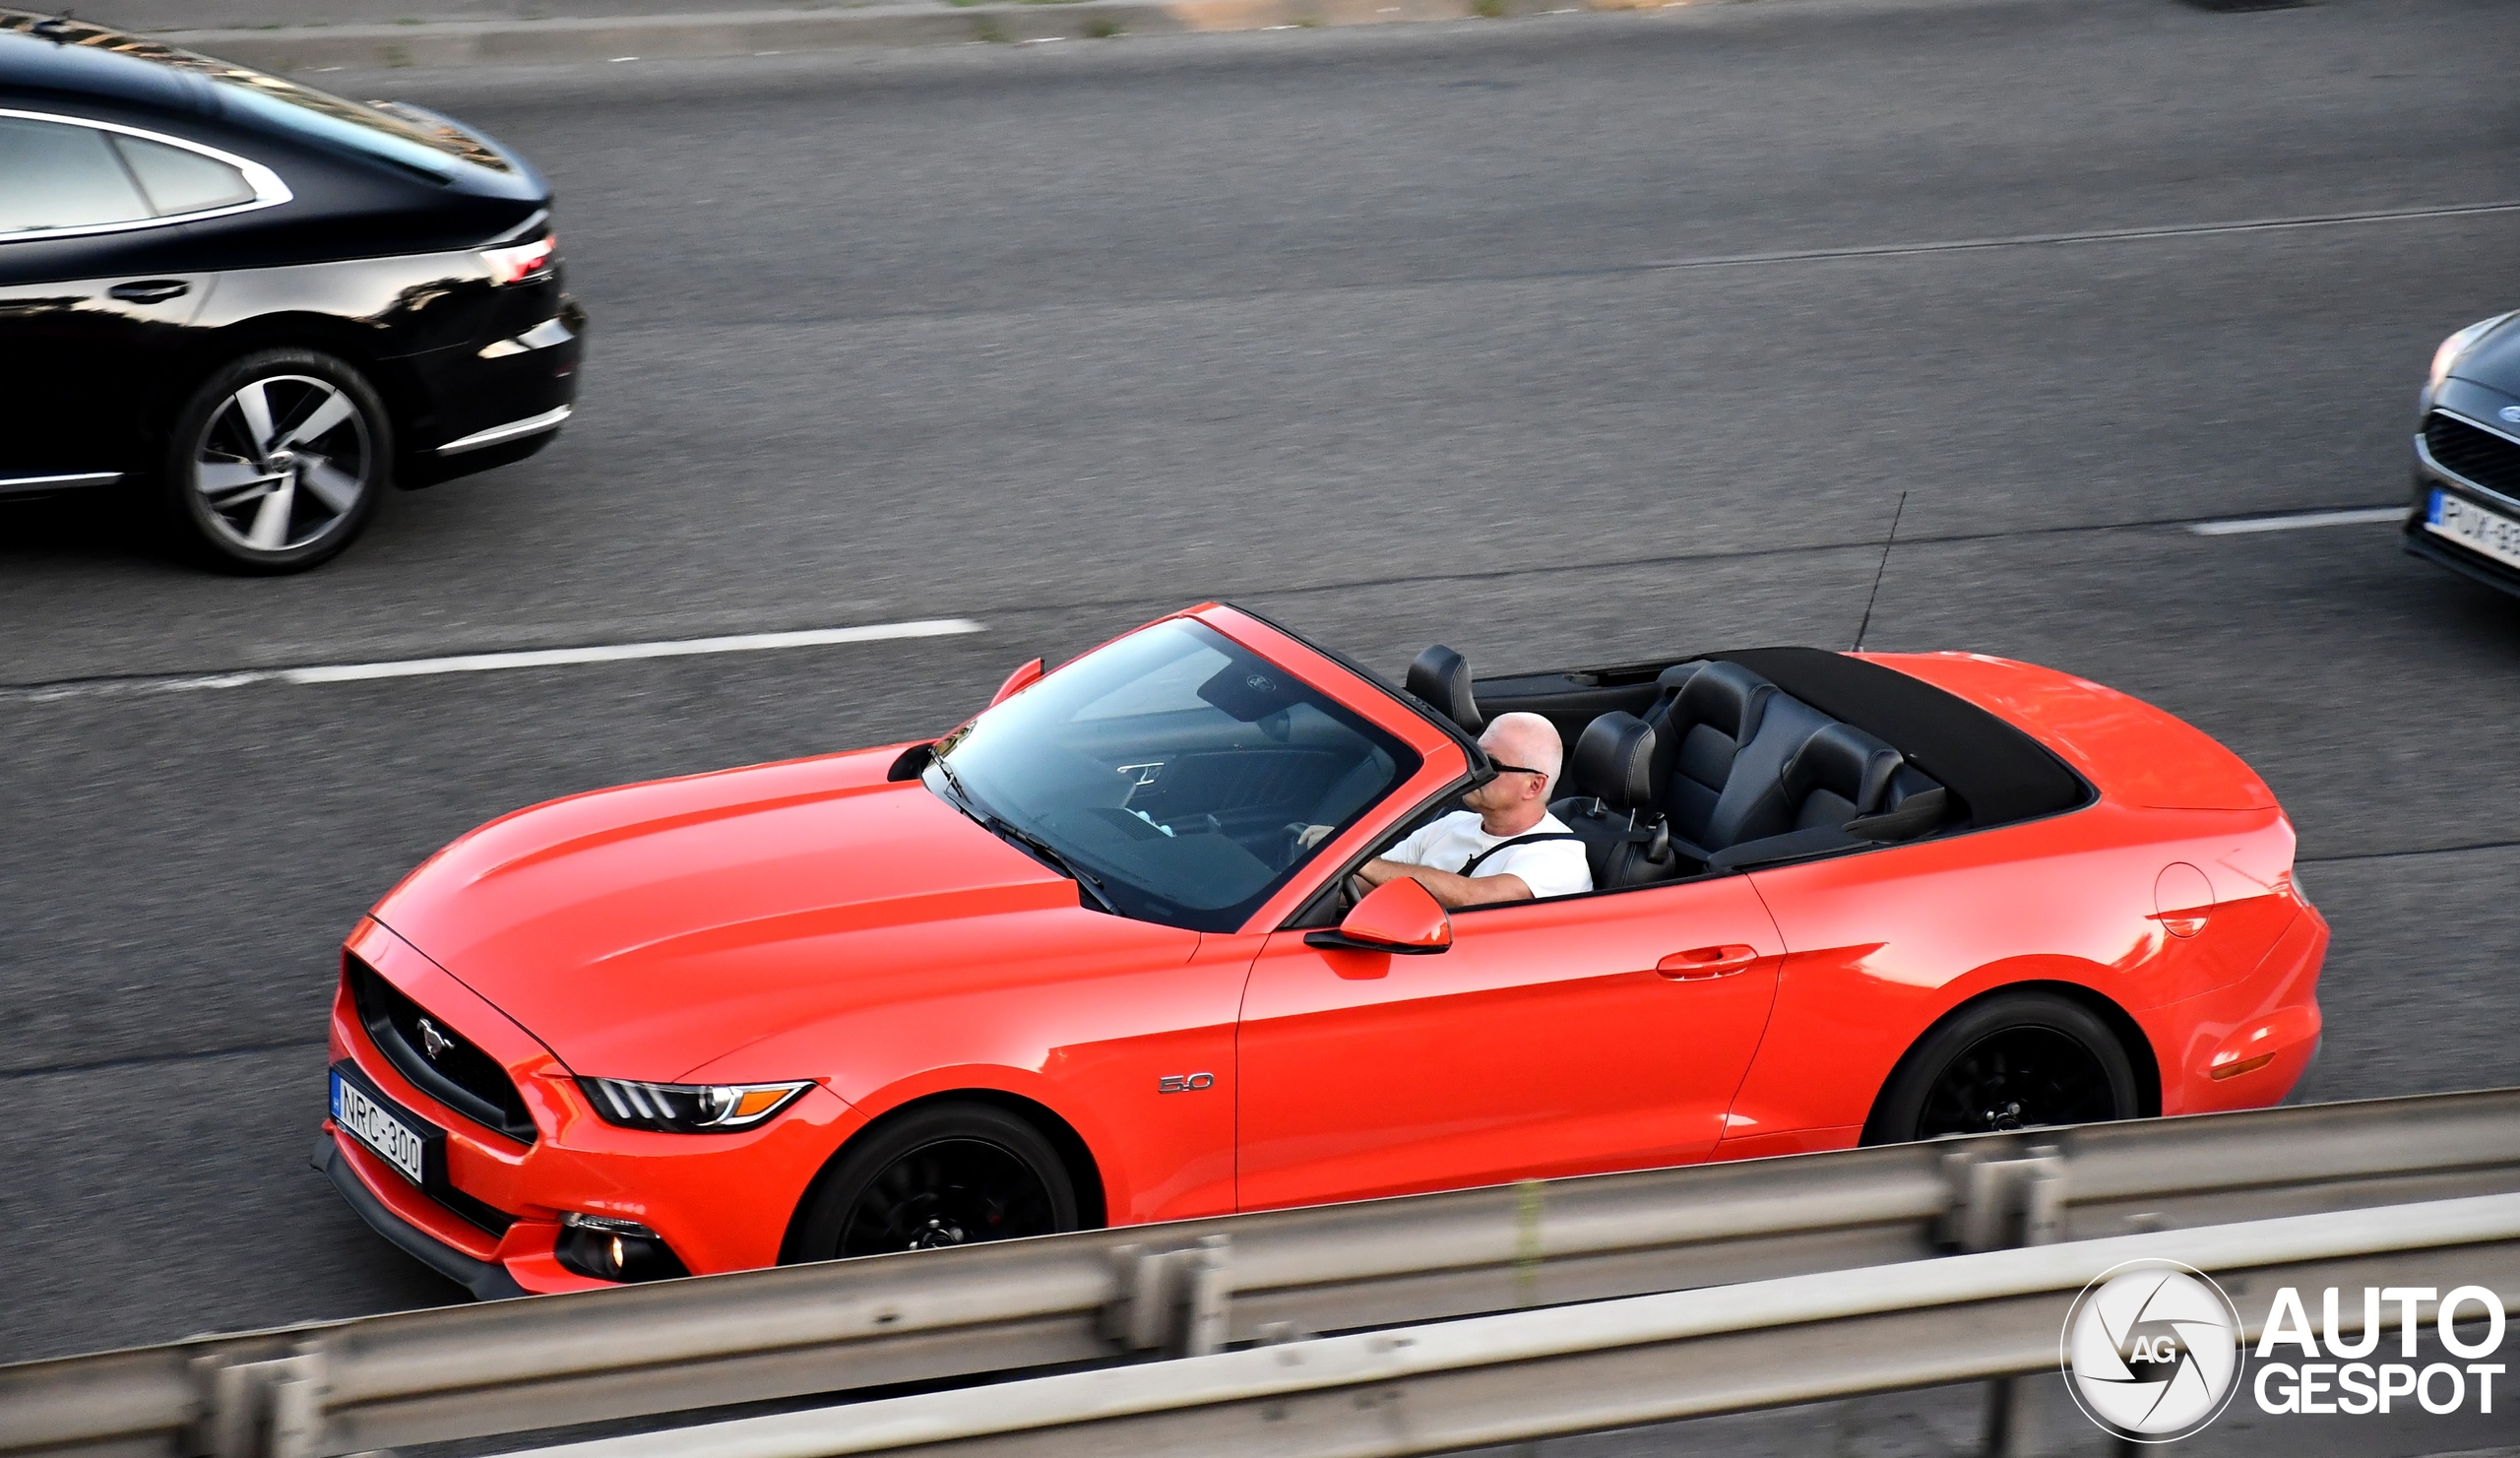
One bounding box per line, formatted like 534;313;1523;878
1676;661;1773;740
1638;661;1703;726
1572;711;1656;811
1785;722;1903;816
1405;644;1483;733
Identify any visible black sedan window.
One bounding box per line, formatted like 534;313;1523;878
0;115;152;232
114;134;256;215
929;619;1417;931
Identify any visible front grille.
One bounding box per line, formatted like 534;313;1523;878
348;957;536;1143
2425;412;2520;500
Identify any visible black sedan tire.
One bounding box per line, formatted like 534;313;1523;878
161;348;390;574
786;1103;1080;1263
1861;991;2139;1145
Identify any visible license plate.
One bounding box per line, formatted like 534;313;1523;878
2426;488;2520;571
332;1068;429;1186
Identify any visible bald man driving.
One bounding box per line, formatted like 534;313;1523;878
1356;711;1593;908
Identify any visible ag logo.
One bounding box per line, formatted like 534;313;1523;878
2061;1260;2244;1442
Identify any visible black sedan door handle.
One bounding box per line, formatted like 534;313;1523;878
108;280;189;304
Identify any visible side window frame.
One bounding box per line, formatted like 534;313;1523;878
0;108;290;243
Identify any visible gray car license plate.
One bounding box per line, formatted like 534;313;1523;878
2426;487;2520;571
332;1067;429;1185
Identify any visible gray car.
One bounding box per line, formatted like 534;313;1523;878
2408;310;2520;597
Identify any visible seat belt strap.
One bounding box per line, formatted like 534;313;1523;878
1459;832;1585;877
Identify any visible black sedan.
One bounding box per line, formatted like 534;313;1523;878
2409;309;2520;598
0;12;581;572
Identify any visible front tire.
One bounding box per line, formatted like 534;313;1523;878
785;1103;1080;1263
1861;991;2138;1145
161;349;390;573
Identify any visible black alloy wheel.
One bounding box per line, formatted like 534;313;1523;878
1861;991;2139;1145
788;1103;1080;1263
161;348;391;573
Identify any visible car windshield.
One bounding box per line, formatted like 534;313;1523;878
928;619;1417;931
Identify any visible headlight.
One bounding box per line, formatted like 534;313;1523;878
2429;314;2511;393
579;1077;811;1132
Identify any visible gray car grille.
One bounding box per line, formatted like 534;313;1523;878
2426;412;2520;501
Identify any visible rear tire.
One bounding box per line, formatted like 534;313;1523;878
161;348;390;574
785;1103;1080;1263
1861;991;2138;1145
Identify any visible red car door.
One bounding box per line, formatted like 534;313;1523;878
1232;877;1788;1211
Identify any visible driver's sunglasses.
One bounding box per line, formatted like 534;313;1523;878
1490;762;1548;779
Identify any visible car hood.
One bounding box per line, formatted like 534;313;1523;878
371;746;1080;1078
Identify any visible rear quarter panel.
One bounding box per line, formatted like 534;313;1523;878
1727;657;2311;1141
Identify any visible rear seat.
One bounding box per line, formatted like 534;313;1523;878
1581;662;1954;871
1638;662;1773;852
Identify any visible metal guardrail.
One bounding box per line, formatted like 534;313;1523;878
4;1086;2518;1458
506;1192;2520;1458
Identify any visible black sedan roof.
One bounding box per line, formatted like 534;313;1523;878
0;11;541;201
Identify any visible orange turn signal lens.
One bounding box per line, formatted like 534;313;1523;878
2209;1052;2276;1082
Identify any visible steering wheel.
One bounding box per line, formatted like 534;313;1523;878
1339;871;1373;912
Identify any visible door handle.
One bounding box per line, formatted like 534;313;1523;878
109;280;189;305
1656;944;1760;980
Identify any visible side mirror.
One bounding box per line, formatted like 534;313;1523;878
989;657;1045;707
1304;876;1452;955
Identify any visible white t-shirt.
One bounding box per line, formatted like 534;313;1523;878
1384;810;1593;900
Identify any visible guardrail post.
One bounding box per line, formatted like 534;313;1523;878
1102;1235;1233;1358
1182;1235;1232;1357
1947;1147;2064;1458
200;1348;327;1458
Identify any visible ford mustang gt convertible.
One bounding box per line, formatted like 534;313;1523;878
317;604;2326;1297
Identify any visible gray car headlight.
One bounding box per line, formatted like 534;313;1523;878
579;1077;811;1132
2429;314;2512;394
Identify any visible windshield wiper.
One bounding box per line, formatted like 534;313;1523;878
927;752;982;819
987;817;1120;915
927;755;1120;915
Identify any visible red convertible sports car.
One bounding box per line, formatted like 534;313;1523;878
317;604;2326;1297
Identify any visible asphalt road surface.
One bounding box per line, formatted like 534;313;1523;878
6;0;2520;1447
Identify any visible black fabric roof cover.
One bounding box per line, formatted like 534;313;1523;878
1713;647;2091;827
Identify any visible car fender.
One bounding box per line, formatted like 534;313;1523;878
800;1061;1136;1228
1724;950;2153;1143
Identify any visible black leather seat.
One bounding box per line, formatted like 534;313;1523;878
1552;711;1683;890
1405;644;1483;733
1780;723;1904;831
1640;662;1777;851
1697;720;1947;866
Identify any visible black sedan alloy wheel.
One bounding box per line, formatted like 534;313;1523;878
165;349;388;572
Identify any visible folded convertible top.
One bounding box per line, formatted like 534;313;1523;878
1712;647;2092;828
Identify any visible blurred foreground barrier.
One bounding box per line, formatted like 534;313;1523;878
4;1086;2518;1458
498;1191;2520;1458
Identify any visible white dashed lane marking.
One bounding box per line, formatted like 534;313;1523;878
2188;506;2409;537
6;618;985;702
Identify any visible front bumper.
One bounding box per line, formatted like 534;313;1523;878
320;919;861;1297
2404;393;2520;599
312;1132;527;1300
